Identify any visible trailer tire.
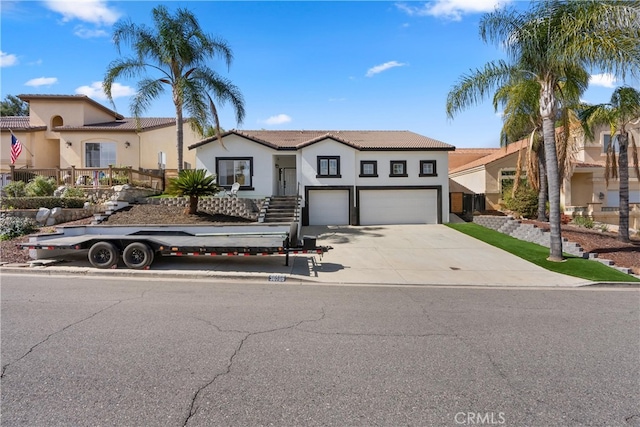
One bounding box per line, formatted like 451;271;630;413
88;242;119;269
122;242;154;269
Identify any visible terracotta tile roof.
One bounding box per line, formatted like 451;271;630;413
190;130;454;151
572;161;605;168
452;148;500;154
449;139;529;174
18;94;124;120
54;117;176;132
0;116;46;131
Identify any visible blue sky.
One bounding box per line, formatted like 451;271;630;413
0;0;631;148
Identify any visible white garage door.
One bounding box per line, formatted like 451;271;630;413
308;190;350;225
359;189;438;225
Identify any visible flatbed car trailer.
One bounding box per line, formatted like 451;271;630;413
18;223;332;270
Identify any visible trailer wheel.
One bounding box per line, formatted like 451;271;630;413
122;242;154;269
88;242;119;269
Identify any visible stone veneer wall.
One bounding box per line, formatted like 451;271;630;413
143;197;266;221
473;215;586;258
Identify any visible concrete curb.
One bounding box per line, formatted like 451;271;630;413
3;265;637;288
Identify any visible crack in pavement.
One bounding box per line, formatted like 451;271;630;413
0;290;151;379
182;306;327;427
396;288;587;425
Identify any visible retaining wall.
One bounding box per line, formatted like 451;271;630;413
143;197;266;221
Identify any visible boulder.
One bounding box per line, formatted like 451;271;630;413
35;207;51;224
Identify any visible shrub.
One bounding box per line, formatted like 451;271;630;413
502;183;539;219
573;216;594;229
61;186;86;199
0;197;86;209
2;180;27;197
25;175;57;197
0;215;38;240
167;169;220;214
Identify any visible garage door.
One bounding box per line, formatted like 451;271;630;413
308;190;350;225
359;189;438;225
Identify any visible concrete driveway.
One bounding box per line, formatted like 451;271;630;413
296;224;589;287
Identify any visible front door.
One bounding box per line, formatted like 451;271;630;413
278;167;297;196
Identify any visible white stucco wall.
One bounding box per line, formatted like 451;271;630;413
299;139;357;188
194;134;278;197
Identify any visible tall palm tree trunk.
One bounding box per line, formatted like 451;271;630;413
618;132;630;242
537;146;548;222
175;104;184;173
540;81;563;261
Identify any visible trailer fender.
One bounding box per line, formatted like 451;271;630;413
122;242;155;269
88;241;119;269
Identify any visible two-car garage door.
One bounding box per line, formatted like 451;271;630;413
307;188;440;226
359;189;438;225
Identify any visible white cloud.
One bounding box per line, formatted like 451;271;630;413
396;0;511;21
589;73;616;88
1;51;18;67
260;114;292;126
366;61;407;77
25;77;58;87
74;26;109;38
75;81;135;100
44;0;121;26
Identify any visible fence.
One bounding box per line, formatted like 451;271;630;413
8;165;165;191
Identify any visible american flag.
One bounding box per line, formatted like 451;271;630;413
10;134;23;164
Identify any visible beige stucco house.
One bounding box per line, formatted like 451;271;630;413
449;123;640;228
1;94;198;179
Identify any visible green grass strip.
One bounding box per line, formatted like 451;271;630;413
446;222;639;283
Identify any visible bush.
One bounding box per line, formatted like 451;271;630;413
0;215;38;240
502;184;539;219
25;175;57;197
0;197;86;209
2;180;27;197
573;216;594;229
61;186;86;199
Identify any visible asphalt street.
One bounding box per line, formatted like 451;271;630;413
1;274;639;426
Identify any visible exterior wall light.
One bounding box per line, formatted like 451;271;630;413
65;141;72;148
125;141;131;148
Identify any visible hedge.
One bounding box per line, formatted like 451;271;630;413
0;197;86;209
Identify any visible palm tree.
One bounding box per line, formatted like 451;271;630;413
167;169;221;215
580;86;640;242
103;5;245;172
494;73;587;221
447;0;640;261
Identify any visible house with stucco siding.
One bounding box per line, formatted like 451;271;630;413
190;130;454;226
1;94;198;177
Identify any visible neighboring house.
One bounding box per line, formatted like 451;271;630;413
449;139;528;209
0;94;198;176
190;130;454;226
449;123;640;228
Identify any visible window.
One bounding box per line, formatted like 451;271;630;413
389;160;407;177
603;134;619;153
85;142;116;167
359;161;378;177
419;160;437;177
317;156;341;177
216;157;252;188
